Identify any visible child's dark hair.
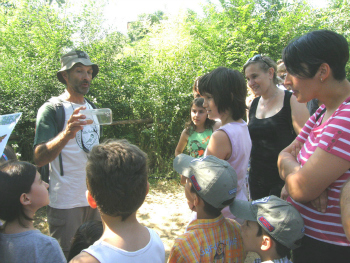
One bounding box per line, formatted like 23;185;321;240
86;139;148;221
282;30;349;80
198;67;247;121
67;220;103;261
0;161;37;226
185;97;215;135
190;184;234;217
256;224;291;259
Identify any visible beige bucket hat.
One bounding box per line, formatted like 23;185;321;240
57;50;99;84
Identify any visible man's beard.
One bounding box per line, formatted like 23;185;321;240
72;80;90;95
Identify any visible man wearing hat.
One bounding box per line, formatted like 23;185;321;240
33;50;101;258
169;154;244;262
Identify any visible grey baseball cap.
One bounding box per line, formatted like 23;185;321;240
229;195;305;249
173;154;237;209
57;50;99;84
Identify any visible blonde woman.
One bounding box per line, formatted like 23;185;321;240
244;55;309;200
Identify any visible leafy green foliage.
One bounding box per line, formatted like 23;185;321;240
127;11;165;42
1;0;349;177
0;0;73;160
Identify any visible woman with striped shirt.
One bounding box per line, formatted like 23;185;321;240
278;30;350;262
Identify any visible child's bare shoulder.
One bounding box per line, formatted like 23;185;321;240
70;252;99;263
181;128;190;136
211;129;230;142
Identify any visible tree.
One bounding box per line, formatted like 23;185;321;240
0;0;73;160
127;11;165;42
1;0;349;177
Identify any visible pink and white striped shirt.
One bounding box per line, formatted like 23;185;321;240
288;97;350;246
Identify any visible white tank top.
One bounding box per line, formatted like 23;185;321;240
83;227;165;263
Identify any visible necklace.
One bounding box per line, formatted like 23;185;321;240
62;90;86;104
261;89;279;108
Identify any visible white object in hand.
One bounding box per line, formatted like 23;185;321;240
80;108;112;125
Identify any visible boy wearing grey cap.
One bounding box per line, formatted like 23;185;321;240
230;196;305;263
169;154;245;263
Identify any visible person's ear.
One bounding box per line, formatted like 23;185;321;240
20;193;31;206
86;190;97;209
193;193;201;207
180;175;187;185
268;67;275;80
261;235;272;251
318;63;331;82
61;71;68;83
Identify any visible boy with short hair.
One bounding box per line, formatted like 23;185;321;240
169;154;245;263
229;195;305;263
70;139;165;263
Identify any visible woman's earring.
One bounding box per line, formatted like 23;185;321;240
320;78;323;82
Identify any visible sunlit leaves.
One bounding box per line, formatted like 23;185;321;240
0;0;349;176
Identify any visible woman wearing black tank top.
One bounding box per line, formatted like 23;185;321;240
243;55;309;200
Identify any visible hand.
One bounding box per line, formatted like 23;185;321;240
291;140;302;160
63;106;88;140
280;185;289;200
311;189;328;213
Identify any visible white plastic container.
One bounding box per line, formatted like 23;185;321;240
80;108;112;126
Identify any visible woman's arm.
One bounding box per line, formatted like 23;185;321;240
278;139;303;180
340;179;350;242
284;147;350;202
279;139;329;212
205;130;231;160
175;129;189;157
290;95;310;135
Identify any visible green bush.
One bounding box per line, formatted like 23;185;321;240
1;0;349;177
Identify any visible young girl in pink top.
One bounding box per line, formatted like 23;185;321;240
198;67;252;221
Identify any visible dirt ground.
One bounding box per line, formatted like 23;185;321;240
34;180;259;262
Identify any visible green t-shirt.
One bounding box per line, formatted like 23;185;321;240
34;102;57;147
186;129;212;158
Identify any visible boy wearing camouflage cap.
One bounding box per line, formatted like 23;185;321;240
230;195;305;263
169;154;245;263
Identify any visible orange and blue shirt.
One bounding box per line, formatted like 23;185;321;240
168;214;244;263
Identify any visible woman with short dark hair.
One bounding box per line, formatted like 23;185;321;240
278;30;350;262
